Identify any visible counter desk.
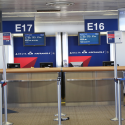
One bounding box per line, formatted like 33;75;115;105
0;66;125;107
62;66;125;106
0;68;61;107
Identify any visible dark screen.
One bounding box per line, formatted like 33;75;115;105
40;62;53;68
103;61;114;66
7;63;20;68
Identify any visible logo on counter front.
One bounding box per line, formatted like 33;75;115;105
28;51;33;55
82;50;87;54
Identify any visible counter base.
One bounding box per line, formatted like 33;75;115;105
7;103;58;108
65;101;124;106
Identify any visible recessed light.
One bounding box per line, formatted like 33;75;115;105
46;1;74;6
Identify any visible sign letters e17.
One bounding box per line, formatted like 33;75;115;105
3;21;34;33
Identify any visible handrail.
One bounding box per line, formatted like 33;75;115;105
1;79;57;82
67;78;114;81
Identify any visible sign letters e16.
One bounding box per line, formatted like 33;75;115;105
85;19;118;32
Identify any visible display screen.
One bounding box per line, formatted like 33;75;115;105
40;62;53;68
23;33;46;46
78;32;100;45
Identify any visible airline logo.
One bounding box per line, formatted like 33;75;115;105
108;34;114;38
82;50;87;53
28;51;33;55
107;31;115;43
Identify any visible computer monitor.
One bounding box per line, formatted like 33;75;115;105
7;63;20;68
23;33;46;46
40;62;53;68
78;32;100;45
103;61;114;66
69;62;83;67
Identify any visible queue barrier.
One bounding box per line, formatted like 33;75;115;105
115;78;125;125
0;68;124;125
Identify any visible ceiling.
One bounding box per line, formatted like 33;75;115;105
1;0;125;23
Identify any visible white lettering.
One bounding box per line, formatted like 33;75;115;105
87;23;93;30
99;23;104;30
15;24;21;32
22;24;26;32
94;23;97;30
27;24;32;32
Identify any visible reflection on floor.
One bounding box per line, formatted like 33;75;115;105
123;94;125;105
2;105;125;125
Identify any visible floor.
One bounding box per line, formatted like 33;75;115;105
2;105;125;125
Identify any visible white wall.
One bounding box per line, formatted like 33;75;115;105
35;23;84;35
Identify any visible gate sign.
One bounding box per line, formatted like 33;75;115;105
85;19;118;32
2;21;34;33
3;32;11;45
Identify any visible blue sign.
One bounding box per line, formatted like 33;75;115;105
3;32;11;45
14;37;56;68
107;31;115;43
79;32;100;45
68;36;110;66
85;19;118;32
2;21;34;33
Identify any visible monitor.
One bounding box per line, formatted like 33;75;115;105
103;61;119;66
40;62;53;68
69;62;83;67
103;61;114;66
23;33;46;46
7;63;20;68
78;32;100;45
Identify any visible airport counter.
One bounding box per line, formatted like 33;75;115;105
0;66;125;107
62;66;125;106
0;68;61;107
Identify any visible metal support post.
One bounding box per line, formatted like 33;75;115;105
118;80;122;125
2;45;13;125
58;77;61;125
54;72;62;124
54;72;69;123
111;44;123;121
0;82;2;125
111;43;119;121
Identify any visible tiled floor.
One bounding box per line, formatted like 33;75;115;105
2;105;125;125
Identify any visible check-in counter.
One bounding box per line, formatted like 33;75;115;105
0;68;61;107
0;67;124;107
62;67;124;106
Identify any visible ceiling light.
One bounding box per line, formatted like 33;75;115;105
13;34;23;37
2;10;118;15
103;14;118;15
35;21;84;24
46;1;74;6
